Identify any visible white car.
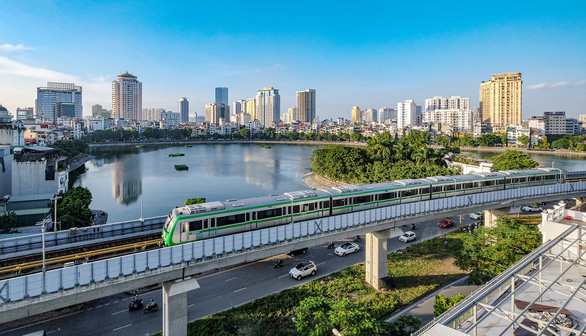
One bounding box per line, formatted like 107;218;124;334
469;212;482;220
289;261;317;280
522;205;543;212
334;242;360;256
399;231;417;243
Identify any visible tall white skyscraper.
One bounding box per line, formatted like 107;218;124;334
256;87;280;126
425;96;470;111
112;72;142;121
215;87;228;105
232;101;241;116
397;100;417;129
363;108;376;123
178;97;189;123
378;107;396;123
296;89;316;123
36;82;83;123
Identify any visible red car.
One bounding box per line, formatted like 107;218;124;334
438;218;455;228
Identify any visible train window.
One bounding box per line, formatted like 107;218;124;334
252;213;256;220
497;179;504;185
353;195;371;204
529;176;535;182
189;220;203;231
519;177;527;183
323;200;330;208
258;208;283;220
293;205;300;213
302;203;315;212
216;214;246;227
246;213;250;221
482;180;495;186
455;184;463;190
432;186;442;193
446;184;455;191
379;192;392;200
333;199;345;207
464;182;474;189
420;187;430;194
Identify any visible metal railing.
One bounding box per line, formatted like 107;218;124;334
1;181;585;306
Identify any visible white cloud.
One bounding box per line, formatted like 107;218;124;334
550;81;568;88
575;80;586;86
0;43;34;52
527;82;547;90
0;56;77;81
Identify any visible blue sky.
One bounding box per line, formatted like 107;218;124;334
0;0;585;119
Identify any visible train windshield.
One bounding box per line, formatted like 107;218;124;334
164;214;175;233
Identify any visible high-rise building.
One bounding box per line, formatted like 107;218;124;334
246;98;256;121
16;107;34;120
215;87;228;105
205;103;230;125
543;111;567;135
363;108;376;123
378;107;396;123
285;107;297;123
479;72;522;128
143;108;165;122
256;87;280;126
423;109;474;132
178;97;189;123
296;89;316;123
425;96;470;111
36;82;82;123
112;72;142;121
397;100;417;129
351;106;362;123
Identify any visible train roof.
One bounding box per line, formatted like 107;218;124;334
173;189;331;217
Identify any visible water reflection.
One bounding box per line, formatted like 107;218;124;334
111;157;142;205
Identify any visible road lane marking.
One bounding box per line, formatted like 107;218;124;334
46;331;56;335
278;274;289;278
96;305;102;308
113;300;119;303
112;310;126;315
187;304;195;308
86;308;93;311
225;277;237;281
233;287;247;293
113;324;132;331
104;303;110;306
317;262;326;266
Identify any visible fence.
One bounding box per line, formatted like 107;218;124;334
1;181;585;305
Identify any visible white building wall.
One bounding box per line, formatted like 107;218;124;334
397;100;417;129
11;161;67;197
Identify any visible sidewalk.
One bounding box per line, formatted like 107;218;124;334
385;276;479;325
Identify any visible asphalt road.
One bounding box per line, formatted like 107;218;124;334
1;210;535;336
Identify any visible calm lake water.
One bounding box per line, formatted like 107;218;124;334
73;144;585;223
74;144;321;223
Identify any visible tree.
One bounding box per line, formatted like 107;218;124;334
455;216;542;285
54;186;94;229
517;135;530;147
185;198;206;205
0;211;18;234
477;134;501;147
295;296;334;336
551;138;570;149
434;293;466;316
381;315;422;336
490;150;539;172
350;132;364;142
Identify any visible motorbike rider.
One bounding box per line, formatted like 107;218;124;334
411;223;416;230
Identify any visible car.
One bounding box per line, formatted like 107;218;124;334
399;231;416;243
438;218;455;228
522;205;543;212
287;247;308;256
334;242;360;256
289;260;317;280
469;212;482;220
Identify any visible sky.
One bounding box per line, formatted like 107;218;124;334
0;1;585;120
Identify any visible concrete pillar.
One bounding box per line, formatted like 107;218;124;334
365;229;390;290
162;277;200;336
483;207;511;228
572;197;585;211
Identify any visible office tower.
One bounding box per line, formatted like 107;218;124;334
285;107;297;123
36;82;83;123
378;107;396;123
178;97;189;123
205;103;230;124
363;108;376;123
296;89;316;123
112;72;142;121
256;87;280;126
351;106;362;123
479;72;522;128
397;100;417;129
55;102;75;119
142;108;165;122
16;107;34;120
425;96;470;111
232;101;241;116
543;111;567;135
215;87;228;105
246;98;256;121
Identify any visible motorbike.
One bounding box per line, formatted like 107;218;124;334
143;301;159;313
411;224;416;230
327;242;335;249
353;235;361;242
274;259;284;268
129;297;143;311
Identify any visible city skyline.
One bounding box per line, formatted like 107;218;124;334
0;1;585;119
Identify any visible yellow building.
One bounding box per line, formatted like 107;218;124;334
351;106;362;123
479;72;522;128
246;98;256;121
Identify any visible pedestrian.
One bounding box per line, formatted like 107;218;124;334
444;240;448;249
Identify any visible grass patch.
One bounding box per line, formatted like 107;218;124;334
180;232;468;335
174;164;189;171
512;214;542;225
168;153;185;157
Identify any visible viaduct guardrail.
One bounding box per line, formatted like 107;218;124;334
1;181;585;324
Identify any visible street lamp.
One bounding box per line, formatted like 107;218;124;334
288;196;295;225
0;194;10;212
36;218;52;293
51;195;62;233
551;161;556;169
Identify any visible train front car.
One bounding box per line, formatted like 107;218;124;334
162;209;180;247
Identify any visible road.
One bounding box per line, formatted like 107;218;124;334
1;209;537;336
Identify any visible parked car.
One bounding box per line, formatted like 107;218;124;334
522;205;543;212
469;212;482;220
287;247;308;256
438;218;455;228
289;260;317;280
334;242;360;256
399;231;417;243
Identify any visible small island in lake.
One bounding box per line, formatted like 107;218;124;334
168;153;185;157
184;145;193;147
175;164;189;171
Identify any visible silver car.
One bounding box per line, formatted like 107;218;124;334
399;231;417;243
334;242;360;256
289;261;317;280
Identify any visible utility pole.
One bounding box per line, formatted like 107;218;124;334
52;195;62;232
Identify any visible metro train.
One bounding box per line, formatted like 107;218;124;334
162;168;565;247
